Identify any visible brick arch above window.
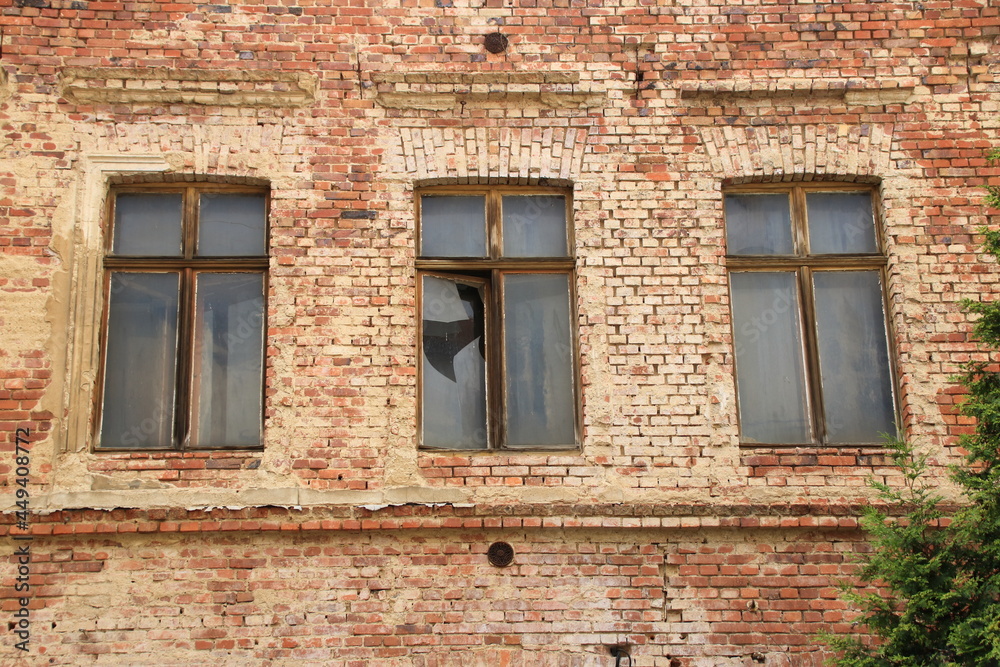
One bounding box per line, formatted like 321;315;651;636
698;124;899;182
395;125;592;184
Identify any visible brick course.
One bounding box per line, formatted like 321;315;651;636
0;518;864;666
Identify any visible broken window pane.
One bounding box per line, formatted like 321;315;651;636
198;194;267;257
100;272;179;448
415;187;579;450
730;271;811;444
113;193;183;256
420;195;487;257
191;273;265;447
503;273;575;447
502;195;568;257
813;271;895;443
724;193;794;255
807;192;878;254
421;275;488;449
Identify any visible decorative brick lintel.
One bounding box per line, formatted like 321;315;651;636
678;78;918;106
59;68;318;107
370;70;600;110
376;91;603;110
370;71;580;86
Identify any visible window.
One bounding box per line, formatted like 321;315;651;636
417;186;578;450
724;184;896;445
96;184;268;449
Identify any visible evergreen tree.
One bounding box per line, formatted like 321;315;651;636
828;183;1000;666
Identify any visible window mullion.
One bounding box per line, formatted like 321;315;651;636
491;268;504;450
178;188;197;448
796;185;825;445
798;266;826;445
792;186;809;256
487;190;502;260
92;269;114;444
184;186;198;259
487;192;503;449
175;266;196;449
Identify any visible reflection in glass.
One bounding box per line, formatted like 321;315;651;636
730;272;811;443
100;272;179;448
113;194;183;256
813;271;894;443
503;274;575;447
199;194;267;256
502;195;567;257
421;275;488;449
191;273;265;447
807;192;878;254
420;196;487;257
724;194;794;255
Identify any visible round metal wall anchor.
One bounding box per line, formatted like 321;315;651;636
484;32;509;54
487;541;515;567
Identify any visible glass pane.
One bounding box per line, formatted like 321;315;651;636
100;272;179;448
421;275;488;449
191;273;265;447
198;193;267;256
420;196;487;257
724;193;794;255
730;272;811;444
807;192;878;254
112;193;183;256
502;195;568;257
503;274;575;447
813;271;895;443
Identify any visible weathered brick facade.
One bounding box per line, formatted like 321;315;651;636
1;0;998;663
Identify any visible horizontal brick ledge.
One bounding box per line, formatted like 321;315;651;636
677;78;918;105
370;71;580;86
0;501;954;537
375;91;604;111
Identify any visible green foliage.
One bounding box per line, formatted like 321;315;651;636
827;194;1000;666
825;438;964;666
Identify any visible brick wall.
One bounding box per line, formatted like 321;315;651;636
1;0;998;662
0;506;863;665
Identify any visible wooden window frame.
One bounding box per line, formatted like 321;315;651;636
94;182;270;451
415;185;581;451
724;182;899;447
